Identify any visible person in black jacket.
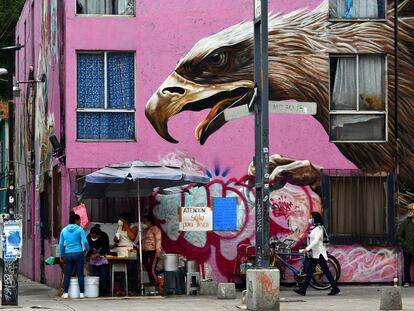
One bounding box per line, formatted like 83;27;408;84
87;224;110;296
398;204;414;287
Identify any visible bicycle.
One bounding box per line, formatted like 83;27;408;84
269;237;341;290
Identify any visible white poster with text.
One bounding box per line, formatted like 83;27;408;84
179;206;213;231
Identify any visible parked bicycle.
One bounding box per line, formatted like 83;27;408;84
269;236;341;290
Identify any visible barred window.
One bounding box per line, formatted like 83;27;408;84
322;171;394;244
76;52;135;140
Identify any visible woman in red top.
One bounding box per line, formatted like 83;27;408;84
142;214;162;285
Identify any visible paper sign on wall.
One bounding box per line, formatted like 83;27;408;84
179;206;213;231
213;197;238;231
3;220;22;261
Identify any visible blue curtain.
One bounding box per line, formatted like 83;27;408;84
77;52;135;140
77;112;135;140
77;53;105;108
107;53;135;109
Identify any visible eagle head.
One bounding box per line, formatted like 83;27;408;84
145;21;255;144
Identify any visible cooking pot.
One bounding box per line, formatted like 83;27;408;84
163;254;179;271
186;260;198;273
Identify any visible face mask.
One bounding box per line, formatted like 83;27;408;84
308;218;314;226
142;223;148;230
118;220;124;226
91;237;98;242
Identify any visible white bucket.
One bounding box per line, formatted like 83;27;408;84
68;278;80;298
85;276;100;298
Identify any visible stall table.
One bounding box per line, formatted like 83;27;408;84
106;255;138;297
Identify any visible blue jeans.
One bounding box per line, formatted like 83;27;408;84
89;264;110;296
64;252;85;294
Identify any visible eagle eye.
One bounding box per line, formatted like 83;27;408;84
208;51;228;67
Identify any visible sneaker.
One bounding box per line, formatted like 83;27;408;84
79;293;85;299
403;283;410;288
293;288;306;296
328;288;341;296
62;293;68;299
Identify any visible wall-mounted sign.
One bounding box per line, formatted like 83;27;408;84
3;220;22;261
179;206;213;231
213;197;238;231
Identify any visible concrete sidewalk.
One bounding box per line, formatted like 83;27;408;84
1;277;414;310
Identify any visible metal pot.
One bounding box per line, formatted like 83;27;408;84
186;260;198;273
163;254;179;271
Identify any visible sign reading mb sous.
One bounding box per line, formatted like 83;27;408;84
179;206;213;231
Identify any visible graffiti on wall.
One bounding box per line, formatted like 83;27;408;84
2;261;19;304
153;152;398;282
146;1;414;205
329;246;398;282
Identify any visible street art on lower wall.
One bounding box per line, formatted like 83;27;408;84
152;152;398;283
146;0;414;205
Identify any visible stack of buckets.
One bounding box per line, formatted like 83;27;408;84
68;277;100;298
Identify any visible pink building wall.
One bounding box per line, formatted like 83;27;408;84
16;0;403;288
63;0;354;174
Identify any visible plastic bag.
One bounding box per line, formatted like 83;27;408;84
73;203;89;228
45;256;55;265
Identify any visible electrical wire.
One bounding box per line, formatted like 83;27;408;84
0;1;26;43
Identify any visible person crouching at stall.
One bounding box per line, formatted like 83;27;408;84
59;211;89;299
87;224;110;296
142;213;162;285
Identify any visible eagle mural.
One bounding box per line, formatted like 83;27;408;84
146;1;414;204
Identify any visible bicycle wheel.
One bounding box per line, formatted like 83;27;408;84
310;255;340;290
328;254;341;280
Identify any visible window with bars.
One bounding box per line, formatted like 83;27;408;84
329;0;386;19
322;171;394;244
76;0;135;15
77;52;135;140
329;55;387;142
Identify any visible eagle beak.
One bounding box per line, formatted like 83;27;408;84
146;71;254;144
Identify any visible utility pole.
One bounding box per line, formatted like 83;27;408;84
253;0;270;268
0;44;23;306
246;2;281;309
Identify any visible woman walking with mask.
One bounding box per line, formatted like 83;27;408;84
294;212;340;296
59;211;89;299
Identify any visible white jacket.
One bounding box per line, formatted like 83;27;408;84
305;226;328;260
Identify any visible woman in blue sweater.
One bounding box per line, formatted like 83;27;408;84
59;211;89;299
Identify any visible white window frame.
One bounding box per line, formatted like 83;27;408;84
75;0;136;17
76;51;136;142
329;54;388;143
328;0;387;22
